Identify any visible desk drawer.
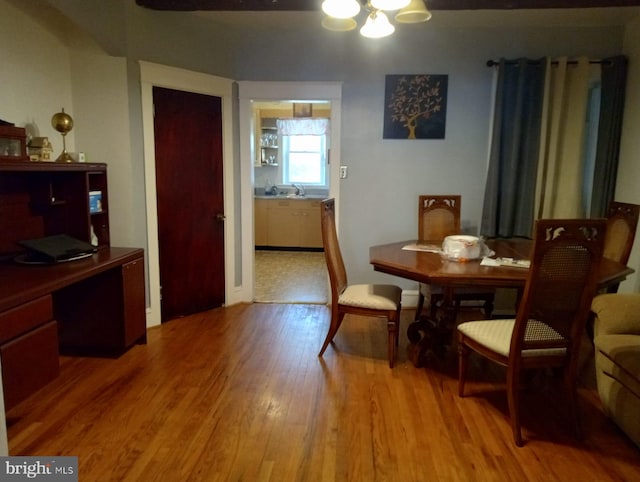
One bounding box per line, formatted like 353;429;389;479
1;320;59;410
0;295;53;344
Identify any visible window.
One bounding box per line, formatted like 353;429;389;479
282;134;327;187
277;118;330;188
581;80;601;216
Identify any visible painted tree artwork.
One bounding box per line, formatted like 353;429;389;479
383;74;448;139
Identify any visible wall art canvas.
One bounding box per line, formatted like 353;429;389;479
383;74;448;139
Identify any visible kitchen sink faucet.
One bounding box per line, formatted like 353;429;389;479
292;183;306;196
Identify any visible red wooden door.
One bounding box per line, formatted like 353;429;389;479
153;87;225;321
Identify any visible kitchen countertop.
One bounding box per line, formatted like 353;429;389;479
254;194;327;200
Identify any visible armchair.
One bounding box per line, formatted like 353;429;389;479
591;293;640;448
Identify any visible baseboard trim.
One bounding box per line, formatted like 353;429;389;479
401;289;419;309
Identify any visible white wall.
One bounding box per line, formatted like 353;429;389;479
69;52;136;247
0;0;75;153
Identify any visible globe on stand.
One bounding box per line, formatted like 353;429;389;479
51;108;74;162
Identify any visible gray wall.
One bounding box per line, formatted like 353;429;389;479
4;0;639;294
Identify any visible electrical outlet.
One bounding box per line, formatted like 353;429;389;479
339;166;348;179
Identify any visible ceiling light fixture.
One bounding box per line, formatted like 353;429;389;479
321;16;359;32
321;0;431;38
395;0;432;23
360;10;395;38
321;0;361;19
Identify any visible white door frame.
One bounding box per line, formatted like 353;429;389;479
238;81;343;302
140;61;236;327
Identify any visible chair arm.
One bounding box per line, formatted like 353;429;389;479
591;293;640;337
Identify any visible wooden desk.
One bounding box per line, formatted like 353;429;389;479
0;247;146;409
370;239;634;366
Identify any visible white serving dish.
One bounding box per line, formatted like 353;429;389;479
442;235;483;261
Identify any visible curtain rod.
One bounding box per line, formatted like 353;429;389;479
486;59;610;67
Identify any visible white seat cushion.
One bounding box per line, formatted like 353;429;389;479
339;284;401;310
457;319;566;357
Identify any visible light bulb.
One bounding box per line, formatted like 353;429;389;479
321;0;360;19
360;11;395;39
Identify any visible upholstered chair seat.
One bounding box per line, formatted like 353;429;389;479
458;319;566;358
338;284;402;311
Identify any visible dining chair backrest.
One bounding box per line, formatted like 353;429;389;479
418;195;461;242
603;201;639;265
321;198;348;299
511;218;606;362
457;218;606;446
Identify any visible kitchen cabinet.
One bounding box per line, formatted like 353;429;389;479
267;200;300;247
255;198;322;249
259;117;279;166
254;115;279;167
297;202;323;248
254;198;268;246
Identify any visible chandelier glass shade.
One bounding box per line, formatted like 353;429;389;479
321;0;361;19
321;0;431;38
321;16;359;32
395;0;432;23
360;10;395;38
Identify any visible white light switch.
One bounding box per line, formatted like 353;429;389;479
340;166;348;179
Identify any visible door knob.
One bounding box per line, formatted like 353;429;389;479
216;213;226;222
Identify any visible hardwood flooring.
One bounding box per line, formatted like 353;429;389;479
6;304;640;481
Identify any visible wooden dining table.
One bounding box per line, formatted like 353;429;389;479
369;239;635;366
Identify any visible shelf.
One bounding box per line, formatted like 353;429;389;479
0;160;106;172
0;161;110;256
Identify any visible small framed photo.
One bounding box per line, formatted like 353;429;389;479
293;103;312;118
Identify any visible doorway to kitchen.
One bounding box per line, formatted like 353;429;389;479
252;100;330;304
238;81;342;307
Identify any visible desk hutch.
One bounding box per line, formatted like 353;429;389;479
0;161;146;410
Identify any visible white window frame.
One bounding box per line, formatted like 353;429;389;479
281;133;328;188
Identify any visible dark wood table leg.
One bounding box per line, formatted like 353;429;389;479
406;286;457;367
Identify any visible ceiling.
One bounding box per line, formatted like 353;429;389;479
134;0;640;31
135;0;640;11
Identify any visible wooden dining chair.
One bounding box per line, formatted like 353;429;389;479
318;198;402;367
603;201;639;292
457;218;606;446
415;195;494;321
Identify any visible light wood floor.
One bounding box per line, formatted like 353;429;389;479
7;304;640;481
